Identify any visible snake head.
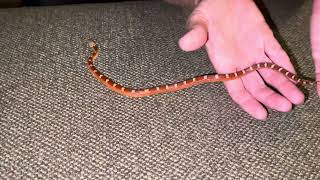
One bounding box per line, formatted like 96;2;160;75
88;40;96;48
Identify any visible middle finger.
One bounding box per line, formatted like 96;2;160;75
241;71;293;112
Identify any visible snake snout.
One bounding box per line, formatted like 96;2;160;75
88;40;96;48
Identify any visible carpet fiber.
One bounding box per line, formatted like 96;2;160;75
0;0;319;179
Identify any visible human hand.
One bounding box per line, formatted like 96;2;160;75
179;0;305;120
312;0;320;96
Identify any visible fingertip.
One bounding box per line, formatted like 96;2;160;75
278;100;292;112
268;93;293;112
291;91;305;105
178;25;207;52
253;108;268;120
239;96;268;120
178;35;191;52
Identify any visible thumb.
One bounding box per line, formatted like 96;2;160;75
179;16;208;52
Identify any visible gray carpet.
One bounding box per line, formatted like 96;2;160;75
0;0;319;179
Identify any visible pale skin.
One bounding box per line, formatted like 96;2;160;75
166;0;320;120
312;0;320;96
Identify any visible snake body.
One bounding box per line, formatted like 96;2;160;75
87;41;316;98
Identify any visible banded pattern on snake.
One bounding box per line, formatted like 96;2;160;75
87;41;316;98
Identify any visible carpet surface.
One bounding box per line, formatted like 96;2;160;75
0;0;319;179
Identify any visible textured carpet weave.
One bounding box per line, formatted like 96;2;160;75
0;0;319;179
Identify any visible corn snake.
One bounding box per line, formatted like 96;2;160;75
87;40;317;98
